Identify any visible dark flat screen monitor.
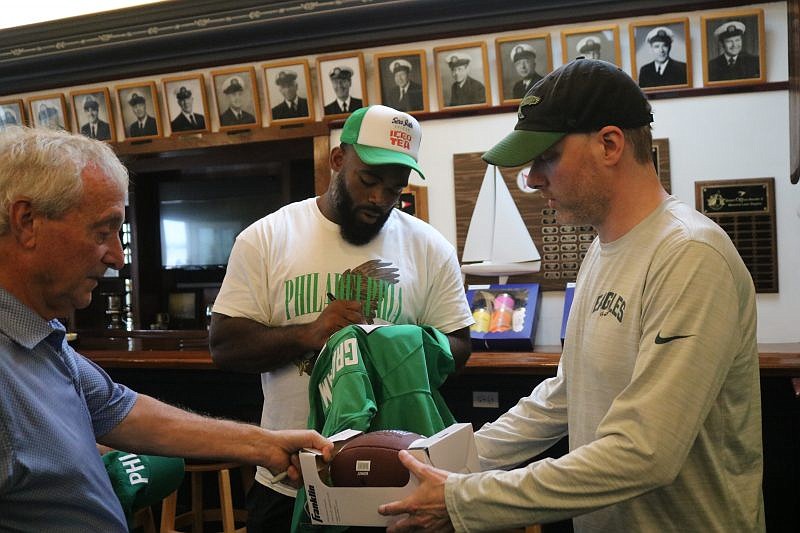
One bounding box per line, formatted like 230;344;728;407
158;175;283;269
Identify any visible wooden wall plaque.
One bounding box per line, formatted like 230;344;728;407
695;177;778;293
454;138;672;291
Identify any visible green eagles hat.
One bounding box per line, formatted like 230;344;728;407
482;58;653;167
340;104;426;179
103;451;185;528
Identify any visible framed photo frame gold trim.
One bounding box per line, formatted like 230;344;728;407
561;24;621;66
700;8;766;88
28;93;70;132
263;58;316;126
495;32;553;105
317;51;368;119
629;17;692;92
70;87;116;142
373;49;429;114
115;81;163;141
0;98;26;128
434;41;492;111
210;66;262;132
162;74;211;136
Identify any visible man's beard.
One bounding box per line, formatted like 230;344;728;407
331;173;392;245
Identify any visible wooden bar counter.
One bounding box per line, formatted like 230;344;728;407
76;331;798;532
76;331;800;377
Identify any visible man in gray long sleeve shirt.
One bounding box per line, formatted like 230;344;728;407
379;59;764;532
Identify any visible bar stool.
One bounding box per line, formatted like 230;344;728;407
160;461;249;533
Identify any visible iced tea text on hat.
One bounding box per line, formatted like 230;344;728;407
340;104;425;179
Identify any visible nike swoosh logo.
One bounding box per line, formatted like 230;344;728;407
655;332;694;344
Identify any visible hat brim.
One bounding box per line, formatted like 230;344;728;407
482;130;566;167
353;143;426;180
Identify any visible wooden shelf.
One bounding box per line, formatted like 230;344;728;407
112;121;330;157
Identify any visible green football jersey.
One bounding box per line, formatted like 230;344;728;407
292;324;457;532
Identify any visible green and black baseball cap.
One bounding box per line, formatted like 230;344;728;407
483;58;653;167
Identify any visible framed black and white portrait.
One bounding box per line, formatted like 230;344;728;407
434;42;491;111
0;99;25;129
162;74;210;135
263;59;315;125
630;18;692;91
70;87;116;142
115;81;163;140
701;8;766;87
561;25;621;65
495;33;553;104
211;66;261;131
317;52;367;118
29;93;69;131
374;50;429;114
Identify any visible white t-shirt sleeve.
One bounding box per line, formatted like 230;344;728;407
418;244;474;334
213;231;272;323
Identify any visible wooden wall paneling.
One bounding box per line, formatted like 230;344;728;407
789;0;800;184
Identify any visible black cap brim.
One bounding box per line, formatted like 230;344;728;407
482;130;566;167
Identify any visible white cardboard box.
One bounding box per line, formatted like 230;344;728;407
299;423;480;527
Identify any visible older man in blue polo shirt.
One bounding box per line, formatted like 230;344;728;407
0;125;332;531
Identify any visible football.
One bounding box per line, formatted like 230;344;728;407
329;429;423;487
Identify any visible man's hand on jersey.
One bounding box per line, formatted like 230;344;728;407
310;299;365;347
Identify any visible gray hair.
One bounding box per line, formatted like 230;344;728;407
0;126;128;235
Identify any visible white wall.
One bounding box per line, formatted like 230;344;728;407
12;2;795;344
334;2;799;344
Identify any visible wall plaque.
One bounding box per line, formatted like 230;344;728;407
454;139;672;291
695;177;778;292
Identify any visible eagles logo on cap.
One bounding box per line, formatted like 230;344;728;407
517;95;542;119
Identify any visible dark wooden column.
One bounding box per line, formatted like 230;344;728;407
790;0;800;184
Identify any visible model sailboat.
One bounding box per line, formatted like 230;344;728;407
461;164;540;281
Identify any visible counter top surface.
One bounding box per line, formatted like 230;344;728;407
78;340;800;376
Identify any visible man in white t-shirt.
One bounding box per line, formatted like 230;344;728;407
209;105;474;532
380;59;764;532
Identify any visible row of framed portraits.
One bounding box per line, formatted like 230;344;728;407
0;8;766;142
